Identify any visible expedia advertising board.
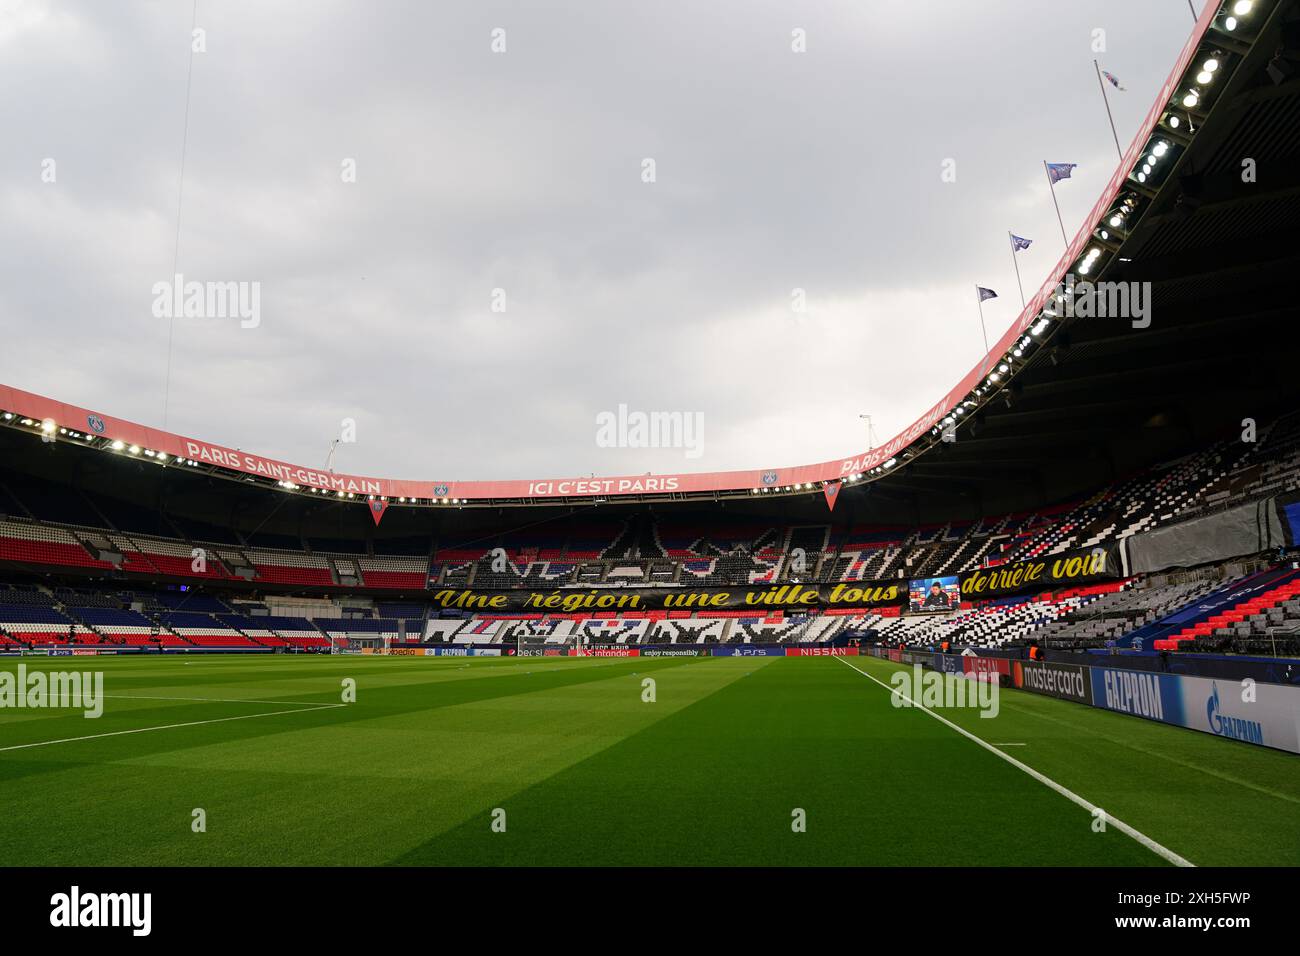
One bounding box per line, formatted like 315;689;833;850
424;581;905;614
1012;660;1092;705
959;546;1120;600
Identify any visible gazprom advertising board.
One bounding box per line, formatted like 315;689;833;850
1177;674;1300;753
1089;667;1184;724
1088;666;1300;754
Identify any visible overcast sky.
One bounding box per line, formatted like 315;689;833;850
0;0;1202;481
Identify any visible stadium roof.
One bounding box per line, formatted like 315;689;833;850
3;0;1299;527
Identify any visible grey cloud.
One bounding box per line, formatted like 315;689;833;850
0;0;1192;480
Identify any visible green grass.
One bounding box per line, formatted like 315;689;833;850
0;653;1295;866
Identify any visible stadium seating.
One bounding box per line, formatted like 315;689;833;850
0;602;86;645
161;612;257;647
3;416;1297;594
318;617;403;644
357;556;428;590
0;520;113;571
1152;572;1300;653
2;412;1299;660
245;550;334;588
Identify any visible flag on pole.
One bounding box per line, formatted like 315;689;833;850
1101;70;1126;91
1009;233;1030;306
1045;162;1078;184
977;286;998;302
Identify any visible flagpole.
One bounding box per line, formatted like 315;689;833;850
1044;161;1069;249
1094;60;1123;160
975;285;991;375
1008;233;1026;308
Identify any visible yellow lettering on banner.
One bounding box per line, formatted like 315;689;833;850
963;550;1108;595
665;593;700;608
830;584;856;603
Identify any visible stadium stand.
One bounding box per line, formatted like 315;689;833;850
3;406;1300;659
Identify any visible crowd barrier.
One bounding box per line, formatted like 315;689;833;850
387;642;865;658
0;645;277;656
1068;648;1300;687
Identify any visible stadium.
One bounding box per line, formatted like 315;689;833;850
2;0;1299;919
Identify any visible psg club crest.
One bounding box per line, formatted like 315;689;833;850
433;484;449;497
369;498;388;527
761;471;778;485
86;415;106;434
823;480;842;512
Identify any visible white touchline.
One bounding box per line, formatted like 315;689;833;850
834;656;1194;868
103;694;333;706
0;703;345;753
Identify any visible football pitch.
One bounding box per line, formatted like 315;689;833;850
1;654;1296;867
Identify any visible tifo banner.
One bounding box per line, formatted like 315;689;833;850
1012;660;1093;705
1126;498;1287;574
424;581;904;614
1282;494;1300;546
959;545;1119;600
